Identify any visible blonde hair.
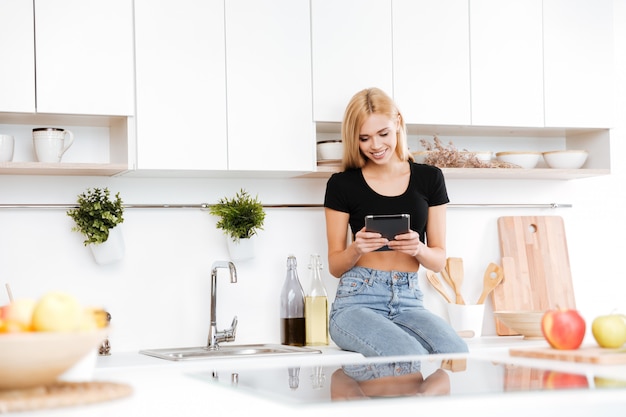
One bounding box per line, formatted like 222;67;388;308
341;88;413;170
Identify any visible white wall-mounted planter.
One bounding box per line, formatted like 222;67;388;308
89;226;125;265
226;236;255;262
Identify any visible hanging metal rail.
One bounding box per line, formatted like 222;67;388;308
0;203;572;210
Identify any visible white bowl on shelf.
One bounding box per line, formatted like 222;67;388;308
317;140;343;161
542;150;588;169
461;151;492;162
495;151;542;169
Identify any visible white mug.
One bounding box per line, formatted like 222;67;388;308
33;128;74;163
0;134;14;162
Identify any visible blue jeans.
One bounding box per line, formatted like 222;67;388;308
329;267;468;357
342;361;422;381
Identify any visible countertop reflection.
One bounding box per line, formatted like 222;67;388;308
189;355;615;405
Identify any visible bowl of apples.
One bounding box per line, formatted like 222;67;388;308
0;291;109;390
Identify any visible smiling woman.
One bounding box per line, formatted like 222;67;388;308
322;87;468;358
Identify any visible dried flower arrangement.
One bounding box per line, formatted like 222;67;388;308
418;136;519;168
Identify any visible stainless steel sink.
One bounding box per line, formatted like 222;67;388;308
140;263;322;362
139;344;322;361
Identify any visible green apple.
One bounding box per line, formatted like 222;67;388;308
591;314;626;348
31;291;83;332
594;376;626;388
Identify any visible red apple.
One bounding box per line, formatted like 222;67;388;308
0;298;36;332
541;308;586;350
543;370;589;389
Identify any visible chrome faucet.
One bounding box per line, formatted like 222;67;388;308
207;261;238;350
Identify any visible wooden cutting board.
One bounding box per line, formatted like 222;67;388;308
510;346;626;365
492;216;576;335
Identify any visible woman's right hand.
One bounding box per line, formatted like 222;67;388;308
353;227;389;254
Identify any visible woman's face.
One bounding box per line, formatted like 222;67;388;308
358;113;399;165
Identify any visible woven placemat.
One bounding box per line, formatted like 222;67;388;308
0;381;133;413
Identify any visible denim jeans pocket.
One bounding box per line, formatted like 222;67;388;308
335;275;369;298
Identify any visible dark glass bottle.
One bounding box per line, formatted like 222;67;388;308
280;255;305;346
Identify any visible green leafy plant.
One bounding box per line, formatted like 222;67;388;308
67;187;124;245
209;189;265;242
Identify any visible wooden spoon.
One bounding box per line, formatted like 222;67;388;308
426;270;453;303
476;262;504;304
439;266;455;290
446;257;465;304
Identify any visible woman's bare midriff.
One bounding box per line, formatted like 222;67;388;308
355;250;420;273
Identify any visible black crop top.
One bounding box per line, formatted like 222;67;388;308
323;162;449;243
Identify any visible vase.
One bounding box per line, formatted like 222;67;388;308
89;226;125;265
226;236;255;261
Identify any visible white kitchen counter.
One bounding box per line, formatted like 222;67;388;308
13;338;626;417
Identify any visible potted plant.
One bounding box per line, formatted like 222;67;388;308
209;188;265;261
67;187;125;265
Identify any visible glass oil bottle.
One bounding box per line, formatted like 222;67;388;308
305;253;329;346
280;255;305;346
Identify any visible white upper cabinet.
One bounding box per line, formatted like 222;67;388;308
311;0;393;123
225;0;314;171
134;0;313;173
393;0;471;126
470;0;544;127
35;0;134;116
134;0;227;171
543;0;613;128
0;0;35;113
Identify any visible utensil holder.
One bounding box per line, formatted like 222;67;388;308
447;303;485;338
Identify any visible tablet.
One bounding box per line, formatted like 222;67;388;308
364;214;411;251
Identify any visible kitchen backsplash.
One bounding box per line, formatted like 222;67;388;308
1;167;625;352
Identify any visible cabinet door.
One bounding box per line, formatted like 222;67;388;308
393;0;471;126
0;0;35;113
226;0;314;171
312;0;393;123
134;0;227;170
35;0;134;116
470;0;544;127
543;0;613;128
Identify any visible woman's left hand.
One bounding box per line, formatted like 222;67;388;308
387;231;423;257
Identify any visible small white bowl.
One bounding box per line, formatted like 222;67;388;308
542;150;588;169
317;140;343;161
462;151;492;162
495;151;542;169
